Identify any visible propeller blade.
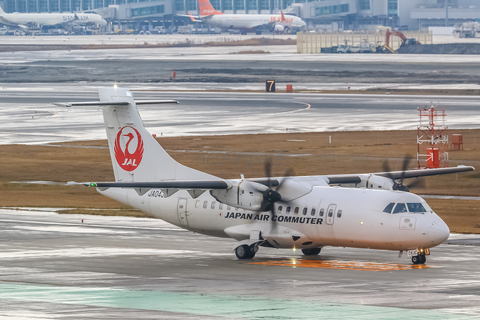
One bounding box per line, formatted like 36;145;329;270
275;168;295;194
406;178;425;190
265;158;272;189
383;155;420;192
382;160;395;182
400;155;412;186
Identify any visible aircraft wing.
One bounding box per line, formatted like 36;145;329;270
82;166;474;190
87;180;230;189
326;165;475;184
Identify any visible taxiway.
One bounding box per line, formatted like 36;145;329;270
0;208;479;319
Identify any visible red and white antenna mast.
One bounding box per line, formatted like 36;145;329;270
417;103;448;169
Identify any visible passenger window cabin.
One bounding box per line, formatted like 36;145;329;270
203;201;208;209
320;209;325;217
311;208;316;216
294;207;299;215
302;207;308;215
286;206;291;214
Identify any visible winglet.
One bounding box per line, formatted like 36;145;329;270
280;11;285;23
188;11;196;22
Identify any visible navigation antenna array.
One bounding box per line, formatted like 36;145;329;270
417;103;448;169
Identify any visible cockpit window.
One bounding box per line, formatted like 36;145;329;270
383;203;395;213
392;203;407;214
407;203;426;213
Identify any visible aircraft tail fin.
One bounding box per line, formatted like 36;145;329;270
0;6;5;15
65;87;221;183
198;0;223;16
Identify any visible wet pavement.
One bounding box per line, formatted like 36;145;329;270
0;208;479;319
1;85;480;144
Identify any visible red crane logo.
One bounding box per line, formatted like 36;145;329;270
114;126;144;171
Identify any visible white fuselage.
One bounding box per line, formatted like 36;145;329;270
203;14;306;30
0;12;107;27
100;181;449;252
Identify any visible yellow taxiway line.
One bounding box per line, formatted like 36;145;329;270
249;259;430;271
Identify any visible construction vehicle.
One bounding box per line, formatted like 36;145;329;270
376;29;420;53
337;39;374;53
453;22;480;38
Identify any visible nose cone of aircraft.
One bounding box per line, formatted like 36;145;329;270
429;219;450;246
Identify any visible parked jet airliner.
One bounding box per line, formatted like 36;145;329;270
0;7;107;28
187;0;306;34
57;87;474;265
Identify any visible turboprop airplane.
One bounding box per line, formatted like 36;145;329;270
186;0;306;34
0;7;107;29
56;87;474;265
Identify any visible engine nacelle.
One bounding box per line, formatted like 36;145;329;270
365;174;395;190
210;181;267;211
274;24;285;33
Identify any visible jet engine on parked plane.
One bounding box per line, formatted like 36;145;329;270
274;24;284;33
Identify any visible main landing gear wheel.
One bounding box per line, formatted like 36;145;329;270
412;254;426;265
235;245;256;259
301;248;321;256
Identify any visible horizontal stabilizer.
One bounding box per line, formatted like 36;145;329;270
53;100;178;107
53;101;129;107
178;14;201;21
136;100;179;105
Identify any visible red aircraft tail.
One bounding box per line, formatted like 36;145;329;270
198;0;223;15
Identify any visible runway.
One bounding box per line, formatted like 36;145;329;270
0;208;479;319
1;86;480;144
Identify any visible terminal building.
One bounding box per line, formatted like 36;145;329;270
0;0;478;30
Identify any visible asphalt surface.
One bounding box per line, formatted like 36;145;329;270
0;208;479;319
